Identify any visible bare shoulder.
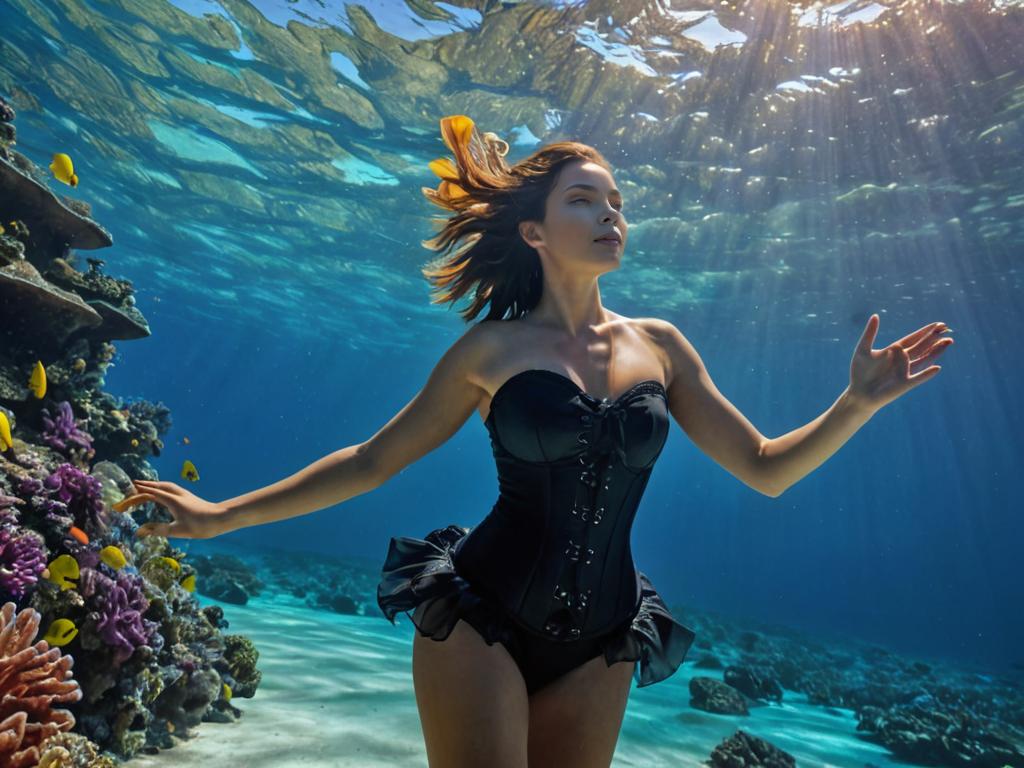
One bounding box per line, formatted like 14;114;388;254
445;320;498;387
632;317;705;388
461;317;535;388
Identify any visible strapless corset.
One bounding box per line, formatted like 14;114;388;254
452;369;670;641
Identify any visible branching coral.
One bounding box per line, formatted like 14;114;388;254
0;602;83;768
0;525;46;600
78;567;161;666
18;463;108;538
41;401;95;459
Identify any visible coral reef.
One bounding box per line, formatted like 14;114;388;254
0;92;261;765
0;525;47;601
0;602;83;768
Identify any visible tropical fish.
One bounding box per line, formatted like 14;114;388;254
68;525;89;545
222;683;232;701
160;556;181;572
49;152;78;187
131;438;139;447
0;223;4;235
42;618;78;647
440;114;474;156
28;360;46;399
0;410;12;451
44;554;80;590
99;545;127;570
72;358;87;373
181;459;199;482
180;573;196;592
429;157;459;182
432;115;477;201
182;436;191;445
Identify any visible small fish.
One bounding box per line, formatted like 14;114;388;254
68;525;89;545
433;115;476;202
180;573;196;592
28;360;46;399
131;438;139;447
0;223;4;235
160;556;181;572
0;410;12;451
222;683;232;701
44;554;80;590
99;545;127;570
182;436;190;445
181;459;199;482
440;114;474;155
72;358;87;373
49;152;78;187
42;618;78;647
429;157;459;182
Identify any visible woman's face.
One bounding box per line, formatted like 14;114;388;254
519;160;627;274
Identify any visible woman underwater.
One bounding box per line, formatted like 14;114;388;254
116;115;954;767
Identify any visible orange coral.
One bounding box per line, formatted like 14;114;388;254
0;602;83;768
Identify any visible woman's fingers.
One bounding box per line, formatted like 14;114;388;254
132;479;183;494
136;521;178;538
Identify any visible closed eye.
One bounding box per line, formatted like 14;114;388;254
573;198;623;210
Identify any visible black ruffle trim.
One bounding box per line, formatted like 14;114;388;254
376;524;696;687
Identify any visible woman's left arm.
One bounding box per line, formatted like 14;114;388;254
649;315;954;497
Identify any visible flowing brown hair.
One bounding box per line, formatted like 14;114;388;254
420;115;612;323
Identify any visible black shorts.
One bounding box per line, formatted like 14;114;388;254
377;524;696;694
422;592;633;695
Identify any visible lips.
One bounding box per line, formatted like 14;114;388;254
594;234;621;244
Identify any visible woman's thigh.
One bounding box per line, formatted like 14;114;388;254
412;619;530;768
526;654;635;768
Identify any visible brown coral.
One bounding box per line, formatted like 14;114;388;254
0;602;83;768
37;732;116;768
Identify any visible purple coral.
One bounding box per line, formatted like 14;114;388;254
43;464;107;534
78;567;162;666
0;526;46;601
40;401;94;458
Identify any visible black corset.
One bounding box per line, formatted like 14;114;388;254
452;370;669;641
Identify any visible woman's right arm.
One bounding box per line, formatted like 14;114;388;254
121;324;490;539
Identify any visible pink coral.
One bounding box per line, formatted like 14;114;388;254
0;602;83;768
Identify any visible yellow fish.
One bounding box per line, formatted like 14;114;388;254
180;573;196;592
223;683;232;701
181;459;199;482
29;360;46;399
49;152;78;187
99;545;127;570
428;157;459;182
131;438;139;448
440;114;474;155
44;554;80;590
160;556;180;572
431;115;478;202
0;223;4;235
0;410;12;451
42;618;78;647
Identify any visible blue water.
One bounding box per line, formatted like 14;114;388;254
1;0;1022;764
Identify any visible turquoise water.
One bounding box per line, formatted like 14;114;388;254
1;0;1022;765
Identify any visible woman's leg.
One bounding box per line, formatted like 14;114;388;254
412;619;530;768
526;654;635;768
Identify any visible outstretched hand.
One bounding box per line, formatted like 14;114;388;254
848;314;954;414
113;480;231;539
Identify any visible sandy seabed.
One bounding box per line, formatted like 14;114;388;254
126;594;923;768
